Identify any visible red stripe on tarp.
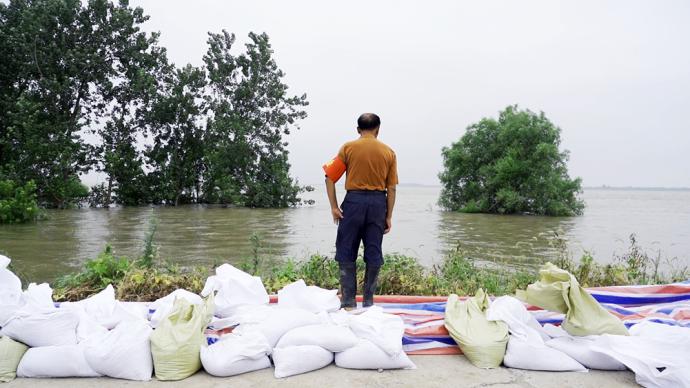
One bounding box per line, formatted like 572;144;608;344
268;295;450;304
407;346;462;355
589;284;690;295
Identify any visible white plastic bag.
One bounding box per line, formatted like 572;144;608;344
276;323;358;352
335;340;416;370
272;345;334;378
1;308;79;347
235;307;320;348
201;264;269;317
485;296;550;343
17;345;101;378
503;336;587;372
149;289;202;328
546;336;627;370
590;322;690;388
348;306;404;356
61;285;144;329
0;256;22;325
486;296;586;372
277;280;340;313
21;283;54;309
201;331;272;377
83;320;153;381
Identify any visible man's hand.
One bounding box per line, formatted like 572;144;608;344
384;217;392;234
332;207;344;225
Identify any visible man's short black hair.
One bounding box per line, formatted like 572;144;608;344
357;113;381;130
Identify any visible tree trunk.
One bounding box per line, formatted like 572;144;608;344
105;176;113;208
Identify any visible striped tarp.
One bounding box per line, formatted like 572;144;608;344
367;282;690;355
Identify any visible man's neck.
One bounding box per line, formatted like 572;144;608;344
359;130;377;139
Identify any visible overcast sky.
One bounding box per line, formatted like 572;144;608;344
127;0;690;187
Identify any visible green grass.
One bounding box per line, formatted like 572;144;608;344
51;232;689;302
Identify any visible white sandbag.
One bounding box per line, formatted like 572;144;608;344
546;336;627;370
201;264;269;318
17;345;101;378
0;255;11;272
485;295;550;343
348;306;405;356
0;256;22;324
591;332;690;388
629;320;690;345
485;295;586;372
219;304;273;327
61;285;144;329
541;323;569;338
149;289;202;328
74;308;109;343
201;332;272;377
272;345;334;378
235;307;320;348
503;336;587;372
276;323;358;352
83;320;153;381
1;309;79;347
335;340;416;370
0;263;22;326
277;280;340;313
21;282;54;309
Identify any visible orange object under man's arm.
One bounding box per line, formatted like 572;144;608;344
323;155;346;224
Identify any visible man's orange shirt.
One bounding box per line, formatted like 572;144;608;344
336;133;398;191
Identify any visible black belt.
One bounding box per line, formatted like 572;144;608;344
347;190;386;194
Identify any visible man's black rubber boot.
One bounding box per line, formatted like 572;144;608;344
339;262;357;309
363;265;381;308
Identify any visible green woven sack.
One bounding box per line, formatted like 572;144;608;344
0;336;29;382
444;289;509;368
516;262;628;336
150;294;214;381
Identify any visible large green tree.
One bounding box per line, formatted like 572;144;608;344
202;31;308;207
90;1;170;207
0;0;105;207
1;1;309;209
146;64;207;206
439;105;584;216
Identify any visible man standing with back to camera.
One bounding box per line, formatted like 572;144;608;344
323;113;398;309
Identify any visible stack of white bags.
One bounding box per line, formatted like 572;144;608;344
484;295;690;388
4;253;690;387
197;266;415;378
0;256;415;382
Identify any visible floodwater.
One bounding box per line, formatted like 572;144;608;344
1;186;689;282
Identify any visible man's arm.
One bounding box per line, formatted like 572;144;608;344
385;185;396;234
326;178;343;224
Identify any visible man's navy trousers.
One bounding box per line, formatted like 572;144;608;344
335;190;387;267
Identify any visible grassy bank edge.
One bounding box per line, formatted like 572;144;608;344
43;228;689;302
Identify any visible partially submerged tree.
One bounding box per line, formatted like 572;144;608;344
202;31;308;207
0;1;309;209
146;65;207;206
439;106;584;216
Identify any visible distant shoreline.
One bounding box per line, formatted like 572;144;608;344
305;183;690;191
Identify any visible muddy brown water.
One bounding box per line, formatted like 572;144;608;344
1;186;689;282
